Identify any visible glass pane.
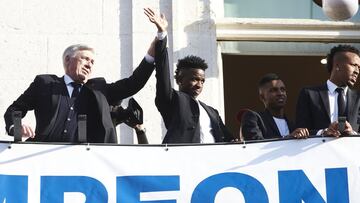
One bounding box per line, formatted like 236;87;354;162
224;0;360;21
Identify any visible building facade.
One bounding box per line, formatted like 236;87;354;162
0;0;359;143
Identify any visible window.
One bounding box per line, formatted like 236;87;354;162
224;0;360;21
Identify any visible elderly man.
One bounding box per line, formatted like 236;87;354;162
4;17;165;143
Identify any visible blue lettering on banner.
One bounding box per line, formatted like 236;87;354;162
191;172;269;203
117;176;179;203
0;167;351;202
41;176;108;203
0;174;28;203
278;168;349;203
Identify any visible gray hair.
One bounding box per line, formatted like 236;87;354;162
62;44;95;68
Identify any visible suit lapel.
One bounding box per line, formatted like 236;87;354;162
199;101;216;125
43;77;65;136
346;88;358;124
285;117;295;132
83;85;117;143
51;78;65;110
319;84;331;120
262;110;281;137
198;101;220;141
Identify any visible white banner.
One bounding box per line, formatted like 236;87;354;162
0;137;360;203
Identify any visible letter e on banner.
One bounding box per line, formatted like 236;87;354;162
117;176;180;203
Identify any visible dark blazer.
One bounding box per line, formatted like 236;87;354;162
241;109;295;140
295;84;360;134
154;37;233;144
4;58;155;143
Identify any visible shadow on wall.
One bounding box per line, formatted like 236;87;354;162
173;0;219;79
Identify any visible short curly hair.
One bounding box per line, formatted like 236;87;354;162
175;55;208;81
326;45;360;73
258;73;280;89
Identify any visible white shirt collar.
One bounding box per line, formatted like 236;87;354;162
64;74;75;86
326;80;348;95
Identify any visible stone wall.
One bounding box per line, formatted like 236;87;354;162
0;0;225;144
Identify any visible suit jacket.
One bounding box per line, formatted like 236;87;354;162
295;84;360;134
4;58;155;143
154;37;233;144
241;109;295;140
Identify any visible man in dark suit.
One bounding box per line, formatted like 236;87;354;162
4;22;164;143
296;45;360;137
241;73;309;140
144;8;233;144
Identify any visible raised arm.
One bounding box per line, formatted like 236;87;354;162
144;8;172;114
105;8;169;104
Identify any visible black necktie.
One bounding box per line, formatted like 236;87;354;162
71;82;81;98
335;87;346;117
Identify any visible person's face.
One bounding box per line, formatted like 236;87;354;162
333;52;360;87
64;50;95;84
177;68;205;98
260;80;287;110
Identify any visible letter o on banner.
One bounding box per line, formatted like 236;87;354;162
191;172;268;203
323;0;359;20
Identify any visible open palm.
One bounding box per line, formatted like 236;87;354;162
144;8;168;32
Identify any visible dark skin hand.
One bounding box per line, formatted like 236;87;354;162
290;128;310;139
323;121;354;137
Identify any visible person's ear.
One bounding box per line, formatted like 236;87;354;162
64;55;71;67
175;75;182;85
259;93;265;102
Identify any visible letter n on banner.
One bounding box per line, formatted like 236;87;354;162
278;168;349;203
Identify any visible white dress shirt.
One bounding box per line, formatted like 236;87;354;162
273;117;290;137
197;100;215;143
326;80;348;123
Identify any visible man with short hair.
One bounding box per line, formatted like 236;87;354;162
153;46;232;143
145;8;233;143
296;45;360;137
156;54;233;143
241;73;309;140
4;15;165;143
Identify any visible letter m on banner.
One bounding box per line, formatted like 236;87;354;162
278;168;349;203
0;174;28;203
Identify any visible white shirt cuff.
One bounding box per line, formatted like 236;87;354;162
157;31;167;40
316;129;324;136
8;124;14;134
144;54;155;64
144;32;167;63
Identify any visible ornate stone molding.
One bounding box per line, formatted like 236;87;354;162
216;18;360;42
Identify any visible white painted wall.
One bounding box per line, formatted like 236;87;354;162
0;0;225;144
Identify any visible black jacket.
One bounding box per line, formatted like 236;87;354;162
296;84;360;134
241;109;295;140
154;37;233;143
4;57;155;143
